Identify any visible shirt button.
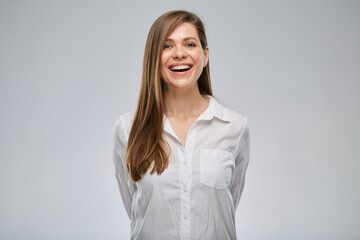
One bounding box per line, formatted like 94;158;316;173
183;215;188;220
183;161;187;165
183;187;187;192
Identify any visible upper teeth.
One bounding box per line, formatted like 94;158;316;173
170;65;191;70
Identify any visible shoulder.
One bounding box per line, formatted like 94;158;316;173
213;98;249;133
113;111;136;139
217;103;250;154
224;105;248;126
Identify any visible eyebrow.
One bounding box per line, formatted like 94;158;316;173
164;37;199;42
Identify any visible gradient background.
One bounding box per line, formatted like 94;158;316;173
1;0;359;239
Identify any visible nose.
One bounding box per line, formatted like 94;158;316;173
172;46;187;59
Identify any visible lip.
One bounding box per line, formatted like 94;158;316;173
168;63;193;68
168;63;193;70
168;63;193;76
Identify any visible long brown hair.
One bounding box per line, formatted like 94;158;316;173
126;10;213;182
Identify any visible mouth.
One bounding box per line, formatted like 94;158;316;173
169;64;193;72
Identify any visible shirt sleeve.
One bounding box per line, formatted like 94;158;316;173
230;118;250;211
113;117;135;219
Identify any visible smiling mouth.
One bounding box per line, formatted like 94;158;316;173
169;65;192;72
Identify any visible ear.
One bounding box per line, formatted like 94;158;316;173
203;47;209;67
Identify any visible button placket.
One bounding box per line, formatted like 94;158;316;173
179;126;197;240
179;145;190;240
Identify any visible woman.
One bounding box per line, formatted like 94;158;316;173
113;10;250;240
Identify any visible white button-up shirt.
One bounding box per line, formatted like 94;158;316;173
113;95;250;240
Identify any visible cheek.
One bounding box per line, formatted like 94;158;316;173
160;56;169;79
160;60;167;75
194;51;204;65
197;55;205;69
161;51;171;64
161;61;170;77
201;51;208;65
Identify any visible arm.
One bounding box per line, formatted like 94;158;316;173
230;118;250;211
113;117;135;219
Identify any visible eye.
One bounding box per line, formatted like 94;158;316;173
163;44;171;49
186;43;196;47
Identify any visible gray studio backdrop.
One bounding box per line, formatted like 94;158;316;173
0;0;359;239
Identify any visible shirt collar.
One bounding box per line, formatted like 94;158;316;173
197;95;231;122
163;95;230;139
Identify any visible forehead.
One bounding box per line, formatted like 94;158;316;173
166;22;199;40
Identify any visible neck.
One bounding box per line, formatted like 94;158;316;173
163;85;208;117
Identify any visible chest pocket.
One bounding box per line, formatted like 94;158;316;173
200;149;235;189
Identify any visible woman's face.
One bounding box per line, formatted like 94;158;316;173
160;22;209;92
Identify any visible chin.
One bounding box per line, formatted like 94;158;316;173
168;79;196;90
